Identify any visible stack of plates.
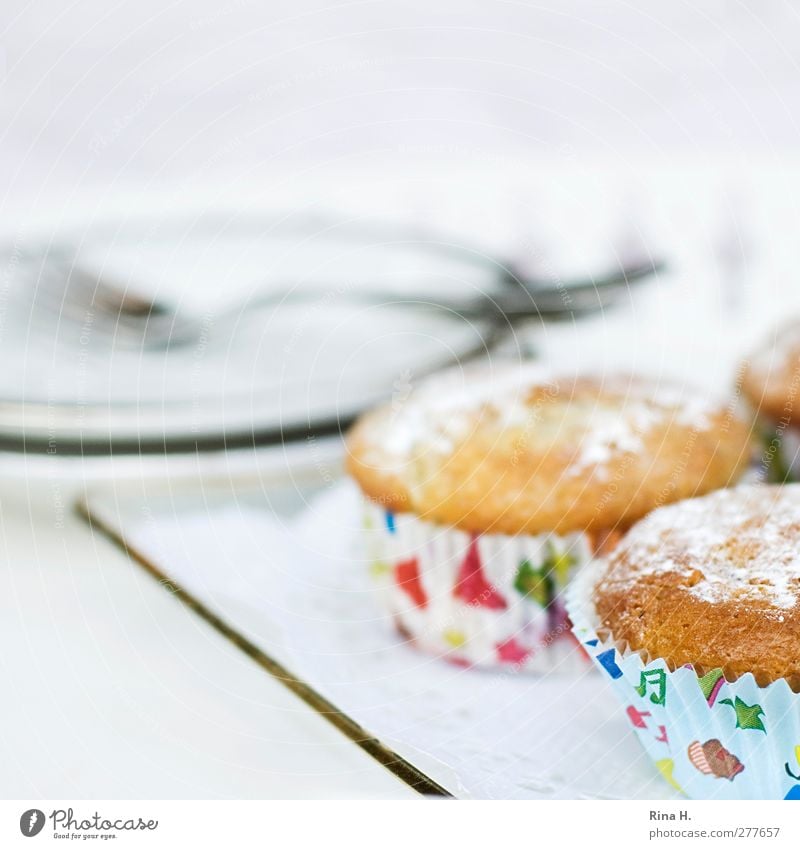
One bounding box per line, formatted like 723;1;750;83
0;214;499;456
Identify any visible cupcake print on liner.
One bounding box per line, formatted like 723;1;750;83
348;362;751;673
363;501;589;671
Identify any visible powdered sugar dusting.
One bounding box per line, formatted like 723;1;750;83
381;361;554;458
377;364;723;479
606;485;800;610
569;399;664;476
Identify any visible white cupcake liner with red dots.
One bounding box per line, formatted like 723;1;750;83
567;561;800;799
361;499;593;673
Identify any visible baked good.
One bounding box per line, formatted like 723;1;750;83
740;321;800;480
349;367;750;537
593;485;800;688
567;484;800;799
347;362;751;672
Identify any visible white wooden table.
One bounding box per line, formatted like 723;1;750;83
0;487;417;799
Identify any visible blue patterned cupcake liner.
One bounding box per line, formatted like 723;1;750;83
567;561;800;799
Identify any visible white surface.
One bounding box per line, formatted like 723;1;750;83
2;0;799;205
87;480;681;800
0;492;416;799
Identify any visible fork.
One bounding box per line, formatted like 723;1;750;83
25;244;663;350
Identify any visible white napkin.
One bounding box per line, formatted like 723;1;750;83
107;481;678;799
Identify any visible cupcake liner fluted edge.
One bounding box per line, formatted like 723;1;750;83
566;562;800;800
361;498;594;674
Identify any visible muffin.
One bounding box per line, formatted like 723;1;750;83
740;321;800;481
346;362;751;672
568;484;800;799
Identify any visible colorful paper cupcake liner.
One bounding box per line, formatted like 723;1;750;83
567;561;800;799
361;499;594;673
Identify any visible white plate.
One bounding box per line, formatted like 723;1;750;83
0;214;497;452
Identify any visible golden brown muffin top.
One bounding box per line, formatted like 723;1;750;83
594;484;800;687
740;321;800;426
345;363;751;535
